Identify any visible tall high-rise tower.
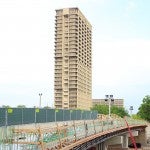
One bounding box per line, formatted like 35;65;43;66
54;8;92;110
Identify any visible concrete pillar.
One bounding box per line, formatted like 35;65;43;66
122;134;128;148
146;125;150;144
134;129;147;146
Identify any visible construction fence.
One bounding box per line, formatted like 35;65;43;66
0;108;98;127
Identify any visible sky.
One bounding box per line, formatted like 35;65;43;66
0;0;150;113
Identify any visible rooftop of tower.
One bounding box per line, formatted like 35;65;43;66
55;7;92;29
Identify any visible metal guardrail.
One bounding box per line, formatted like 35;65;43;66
0;115;147;150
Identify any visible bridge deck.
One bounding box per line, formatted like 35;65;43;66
0;115;147;150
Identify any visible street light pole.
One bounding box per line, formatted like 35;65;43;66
39;93;42;108
105;95;114;119
129;106;133;117
108;98;111;119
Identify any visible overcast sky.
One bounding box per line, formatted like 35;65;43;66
0;0;150;113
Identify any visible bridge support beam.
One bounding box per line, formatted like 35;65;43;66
103;136;123;150
95;142;104;150
103;134;128;150
88;147;96;150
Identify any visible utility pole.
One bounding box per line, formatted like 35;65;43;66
39;93;42;108
105;95;114;119
129;106;133;117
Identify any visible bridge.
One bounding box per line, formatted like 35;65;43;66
0;114;147;150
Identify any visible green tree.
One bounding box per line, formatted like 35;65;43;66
2;105;11;108
137;95;150;122
91;105;108;115
111;106;129;118
131;114;142;120
91;105;129;118
43;106;51;109
17;105;26;108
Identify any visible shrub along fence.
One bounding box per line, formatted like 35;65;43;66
0;108;98;127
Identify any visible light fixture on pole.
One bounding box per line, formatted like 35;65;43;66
39;93;42;108
129;106;133;116
105;95;114;119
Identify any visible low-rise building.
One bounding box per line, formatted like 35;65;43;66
92;98;124;107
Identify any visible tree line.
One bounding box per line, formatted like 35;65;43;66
91;95;150;122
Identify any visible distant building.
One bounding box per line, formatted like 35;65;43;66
54;8;92;110
92;98;124;107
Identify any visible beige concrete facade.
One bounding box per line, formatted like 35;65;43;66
54;8;92;110
93;99;124;107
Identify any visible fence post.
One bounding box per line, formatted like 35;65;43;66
45;108;47;123
93;119;96;134
5;108;8;127
80;111;82;120
56;123;62;149
75;110;77;120
70;110;72;121
63;109;64;122
84;120;88;137
107;118;109;130
55;109;59;122
101;120;104;132
5;108;8;142
73;121;77;142
21;108;23;125
90;111;92;120
34;108;37;126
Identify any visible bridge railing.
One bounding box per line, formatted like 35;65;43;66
1;115;146;150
